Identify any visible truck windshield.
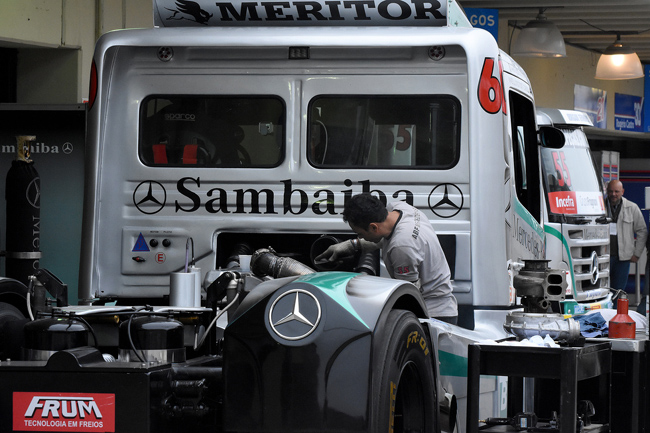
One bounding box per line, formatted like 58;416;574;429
541;128;605;216
308;95;460;169
139;96;284;167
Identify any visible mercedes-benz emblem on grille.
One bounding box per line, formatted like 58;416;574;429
269;289;321;341
589;251;599;285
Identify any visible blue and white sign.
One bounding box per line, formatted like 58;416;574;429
643;65;650;132
614;93;643;132
574;84;607;129
465;8;498;42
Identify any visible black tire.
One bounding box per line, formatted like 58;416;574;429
0;301;25;325
0;301;28;361
372;309;437;433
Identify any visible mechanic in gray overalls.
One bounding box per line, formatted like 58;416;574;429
316;193;458;324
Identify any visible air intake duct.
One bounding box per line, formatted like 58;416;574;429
251;247;315;278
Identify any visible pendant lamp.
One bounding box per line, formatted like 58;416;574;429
511;10;566;58
595;36;644;80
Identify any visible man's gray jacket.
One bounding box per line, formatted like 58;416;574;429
614;197;648;261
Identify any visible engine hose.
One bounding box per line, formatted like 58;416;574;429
310;235;357;271
195;293;239;349
226;242;253;269
355;250;379;276
251;248;315;278
310;235;342;271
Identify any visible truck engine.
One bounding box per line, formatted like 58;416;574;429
0;237;439;433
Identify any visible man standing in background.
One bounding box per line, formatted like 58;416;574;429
607;179;648;291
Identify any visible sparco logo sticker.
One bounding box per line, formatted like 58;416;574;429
154;0;447;27
13;392;115;432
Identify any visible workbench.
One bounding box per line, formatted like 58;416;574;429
588;335;648;432
466;340;611;432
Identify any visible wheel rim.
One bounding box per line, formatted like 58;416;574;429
394;361;426;432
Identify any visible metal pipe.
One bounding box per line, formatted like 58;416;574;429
355;250;379;276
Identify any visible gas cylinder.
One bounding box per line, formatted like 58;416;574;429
5;136;41;285
609;294;636;339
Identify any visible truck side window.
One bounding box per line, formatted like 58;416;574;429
139;96;284;168
308;95;460;169
510;93;540;223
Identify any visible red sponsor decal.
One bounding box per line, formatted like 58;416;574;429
13;392;115;432
396;266;410;274
548;191;578;214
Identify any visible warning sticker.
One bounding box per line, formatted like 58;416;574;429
132;233;150;252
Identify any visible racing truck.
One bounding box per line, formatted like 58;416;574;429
0;1;591;432
537;108;612;315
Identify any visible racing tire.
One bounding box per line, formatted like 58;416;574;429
372;309;437;433
0;301;25;325
0;301;28;360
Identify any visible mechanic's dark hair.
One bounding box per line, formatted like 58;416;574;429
342;193;388;230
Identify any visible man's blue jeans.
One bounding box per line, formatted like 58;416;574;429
610;255;631;291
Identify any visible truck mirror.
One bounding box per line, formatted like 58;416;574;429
538;126;565;148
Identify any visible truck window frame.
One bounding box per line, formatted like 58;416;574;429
510;92;541;222
138;95;286;168
307;94;461;169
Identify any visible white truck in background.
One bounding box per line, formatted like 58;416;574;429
537;108;612;315
0;1;611;432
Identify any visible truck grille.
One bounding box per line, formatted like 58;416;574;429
567;227;609;294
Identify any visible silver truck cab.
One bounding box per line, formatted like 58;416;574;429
537;107;612;314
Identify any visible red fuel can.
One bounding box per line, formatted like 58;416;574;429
609;296;636;339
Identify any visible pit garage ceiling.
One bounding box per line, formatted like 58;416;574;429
458;0;650;64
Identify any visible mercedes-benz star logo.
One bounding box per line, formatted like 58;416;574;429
589;251;600;285
26;178;41;209
133;181;166;215
428;183;463;218
268;289;321;341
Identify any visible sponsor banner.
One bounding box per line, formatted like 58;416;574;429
548;191;605;215
464;8;498;42
13;392;115;432
133;178;466;219
645;64;650;132
574;84;607;129
153;0;448;27
614;92;644;132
